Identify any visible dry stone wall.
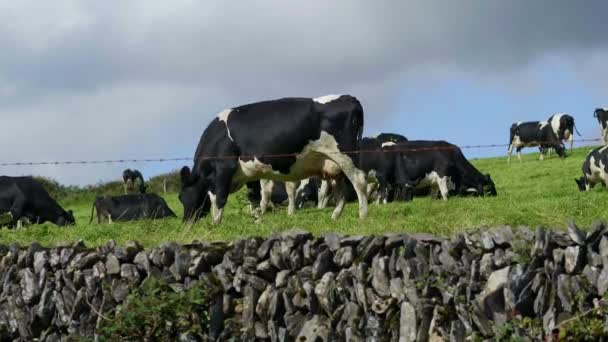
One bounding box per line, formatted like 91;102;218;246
1;221;608;340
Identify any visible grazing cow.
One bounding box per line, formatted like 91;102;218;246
375;133;408;147
89;193;176;224
179;95;368;224
122;169;147;194
594;108;608;144
547;113;580;151
392;141;497;200
0;176;75;227
507;121;565;163
575;146;608;192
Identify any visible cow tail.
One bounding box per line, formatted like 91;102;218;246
574;123;582;137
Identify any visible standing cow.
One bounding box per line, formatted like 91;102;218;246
547;113;580;152
122;169;147;194
507;121;565;163
594;108;608;145
575;146;608;192
0;176;75;228
179;95;368;224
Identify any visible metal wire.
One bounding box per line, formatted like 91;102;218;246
0;138;601;167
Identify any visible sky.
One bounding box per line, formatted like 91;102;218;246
1;0;608;185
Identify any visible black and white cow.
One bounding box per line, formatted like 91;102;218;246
89;193;176;224
507;121;565;163
391;140;497;200
375;133;408;146
575;146;608;192
546;113;580;152
122;169;147;194
179;95;368;224
0;176;75;228
594;108;608;145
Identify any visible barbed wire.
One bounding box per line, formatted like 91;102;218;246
0;138;602;167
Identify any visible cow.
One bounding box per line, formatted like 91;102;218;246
122;169;147;194
575;146;608;192
303;133;408;209
89;193;176;224
0;176;75;228
507;121;565;163
390;140;497;200
179;95;368;225
593;108;608;144
546;113;580;152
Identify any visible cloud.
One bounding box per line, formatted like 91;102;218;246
1;0;607;184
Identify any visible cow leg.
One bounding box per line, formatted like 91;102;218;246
259;179;274;215
209;168;236;225
603;128;608;145
107;214;113;224
437;177;450;201
331;177;347;220
317;180;330;209
328;155;368;219
285;181;297;216
516;147;523;163
507;144;513;164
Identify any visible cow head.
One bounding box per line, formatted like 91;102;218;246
554;143;566;158
179;166;211;222
55;210;75;226
575;177;588;192
483;174;497;196
295;181;318;208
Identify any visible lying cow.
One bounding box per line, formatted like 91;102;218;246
575;146;608;192
122;169;147;194
507;121;565;163
594;108;608;144
89;193;176;224
0;176;75;227
179;95;368;224
392;140;497;200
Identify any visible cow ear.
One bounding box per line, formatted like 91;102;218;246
180;166;192;185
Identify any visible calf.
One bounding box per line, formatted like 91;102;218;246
393;141;497;200
179;95;368;224
122;169;147;194
0;176;75;227
594;108;608;144
89;193;176;224
575;146;608;192
507;121;565;163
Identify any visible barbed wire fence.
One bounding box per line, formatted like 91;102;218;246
0;138;602;168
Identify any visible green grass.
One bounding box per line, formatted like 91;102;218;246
1;146;607;248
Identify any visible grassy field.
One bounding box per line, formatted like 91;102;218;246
1;146;607;248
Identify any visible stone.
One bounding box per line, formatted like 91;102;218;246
597;267;608;295
358;236;386;262
493;248;508;268
170;250;191;281
399;300;417;342
74;252;102;270
371;255;391;297
492;226;515;247
33;251;48;275
323;232;342;252
340;235;364;247
312;249;334;280
280;229;312;245
583;265;600;286
567;220;586;246
256;237;277;260
478;266;510;317
105;253;121;275
600;236;608;259
124;240;143;261
334;246;354;268
19;268;40;304
480;230;495;250
586;221;606;245
564;246;583;274
112;279;130;302
120;263;141;284
479;253;494;278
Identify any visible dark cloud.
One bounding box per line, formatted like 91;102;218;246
0;0;607;184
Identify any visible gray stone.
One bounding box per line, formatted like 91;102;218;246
340;235;364;247
450;319;465;342
600;236;608;259
478;266;510;317
120;263;141;283
256;237;277;260
19;268;40;304
105;253;120;275
33;251;48;274
323;232;342;252
480;230;495;250
399;301;417;342
597;267;608;295
371;255;391;297
314;272;337;315
564;246;583;274
583;265;600;286
296;315;330;341
74;252;101;270
552;248;565;265
493;248;508;268
92;261;106;279
479;253;493;278
124;240;143;261
275;270;291;288
567;220;586;246
112;279;130;302
334;246;354;268
170;249;191;281
280;229;312;245
358;236;386;262
133;251;151;274
312;249;334;280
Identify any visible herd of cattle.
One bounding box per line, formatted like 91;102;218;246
1;96;608;228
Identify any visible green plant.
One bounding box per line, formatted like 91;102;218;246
98;277;217;341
